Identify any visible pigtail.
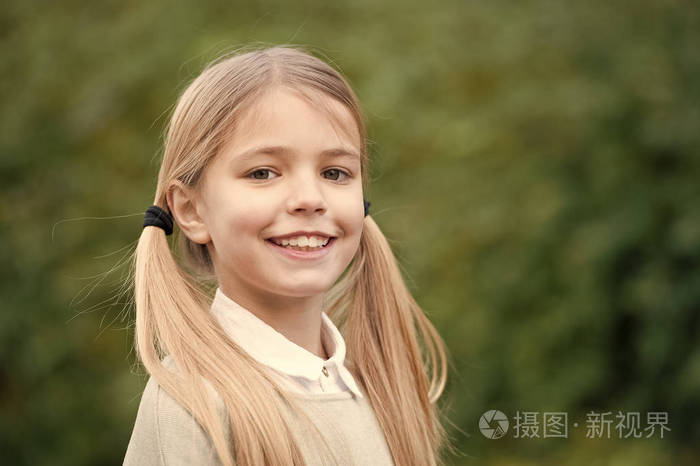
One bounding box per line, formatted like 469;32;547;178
133;214;237;465
325;215;450;466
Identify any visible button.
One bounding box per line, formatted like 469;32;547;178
322;366;329;377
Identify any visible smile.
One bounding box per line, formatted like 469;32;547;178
265;237;336;260
270;235;331;248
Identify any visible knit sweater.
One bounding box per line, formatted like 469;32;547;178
122;370;394;466
123;289;395;465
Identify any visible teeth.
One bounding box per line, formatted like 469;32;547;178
272;235;330;248
307;237;321;247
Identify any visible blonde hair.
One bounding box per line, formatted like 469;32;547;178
131;44;452;465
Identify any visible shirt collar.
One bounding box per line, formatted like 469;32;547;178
210;287;364;398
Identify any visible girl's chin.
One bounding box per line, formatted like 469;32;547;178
271;285;331;299
267;274;337;295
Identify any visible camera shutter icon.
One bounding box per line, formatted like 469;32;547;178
479;410;509;439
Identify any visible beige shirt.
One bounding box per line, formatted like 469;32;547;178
122;289;394;465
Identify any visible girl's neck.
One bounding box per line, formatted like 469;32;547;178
219;283;327;359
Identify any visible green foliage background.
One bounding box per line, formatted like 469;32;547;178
1;1;698;464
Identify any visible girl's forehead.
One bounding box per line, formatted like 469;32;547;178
230;86;361;148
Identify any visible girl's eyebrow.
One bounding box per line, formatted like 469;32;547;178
233;145;360;163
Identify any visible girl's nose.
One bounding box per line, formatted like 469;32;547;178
286;174;328;215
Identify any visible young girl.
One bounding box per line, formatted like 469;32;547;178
123;45;450;466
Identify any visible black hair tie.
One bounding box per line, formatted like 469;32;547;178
364;199;370;217
143;205;173;235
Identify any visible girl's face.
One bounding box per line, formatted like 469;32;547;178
194;87;364;301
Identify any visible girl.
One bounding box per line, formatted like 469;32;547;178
123;44;451;466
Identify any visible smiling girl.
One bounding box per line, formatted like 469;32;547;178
123;45;451;466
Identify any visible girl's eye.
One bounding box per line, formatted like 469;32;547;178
323;168;351;182
247;168;351;181
247;169;278;180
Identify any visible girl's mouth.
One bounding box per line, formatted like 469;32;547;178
265;237;336;260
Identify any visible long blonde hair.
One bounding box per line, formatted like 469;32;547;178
131;44;452;465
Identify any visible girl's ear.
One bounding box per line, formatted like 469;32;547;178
166;181;212;245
